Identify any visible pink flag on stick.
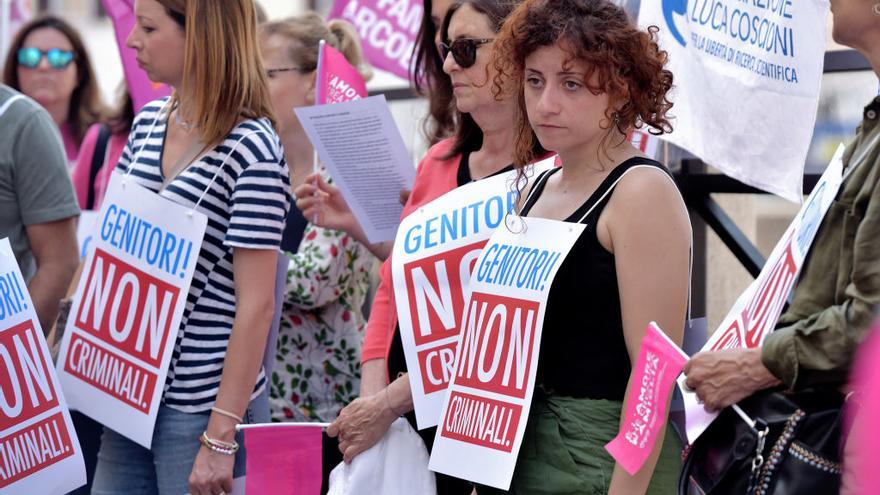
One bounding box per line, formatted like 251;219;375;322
316;40;368;105
606;322;688;475
243;424;323;495
101;0;170;112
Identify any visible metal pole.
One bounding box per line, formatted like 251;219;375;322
0;0;12;65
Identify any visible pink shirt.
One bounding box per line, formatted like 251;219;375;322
70;123;128;210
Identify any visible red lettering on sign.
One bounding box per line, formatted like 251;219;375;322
404;241;483;346
742;239;797;348
64;333;156;413
0;321;59;431
75;249;179;368
440;391;520;452
417;340;458;394
455;293;538;399
0;412;74;487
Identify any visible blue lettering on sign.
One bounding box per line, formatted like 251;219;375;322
474;243;563;292
0;270;29;321
99;203;194;278
663;0;689;47
402;191;519;255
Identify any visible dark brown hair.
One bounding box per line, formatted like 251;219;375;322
493;0;674;166
3;15;106;146
411;0;455;145
441;0;543;159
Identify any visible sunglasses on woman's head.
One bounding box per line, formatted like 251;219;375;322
438;38;494;68
17;47;75;69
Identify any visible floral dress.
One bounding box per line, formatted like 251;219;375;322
269;184;373;423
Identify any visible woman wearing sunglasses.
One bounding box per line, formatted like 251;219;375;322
3;15;105;169
297;0;544;491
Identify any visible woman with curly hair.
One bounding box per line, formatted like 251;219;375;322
485;0;691;493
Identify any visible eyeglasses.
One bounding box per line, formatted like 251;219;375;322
265;66;309;78
17;47;75;70
437;38;494;69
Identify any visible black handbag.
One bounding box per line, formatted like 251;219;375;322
678;388;844;495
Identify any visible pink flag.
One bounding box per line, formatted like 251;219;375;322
605;322;688;475
316;40;368;105
244;425;323;495
845;321;880;494
326;0;422;80
101;0;170;112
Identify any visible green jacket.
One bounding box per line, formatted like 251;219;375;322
762;96;880;390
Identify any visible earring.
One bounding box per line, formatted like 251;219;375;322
612;112;621;128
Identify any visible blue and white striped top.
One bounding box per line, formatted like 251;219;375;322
117;98;291;413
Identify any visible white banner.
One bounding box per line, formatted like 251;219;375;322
393;157;555;429
0;237;86;494
57;172;207;448
638;0;829;201
681;144;846;443
429;217;584;490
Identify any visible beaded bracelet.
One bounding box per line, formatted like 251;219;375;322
200;431;239;456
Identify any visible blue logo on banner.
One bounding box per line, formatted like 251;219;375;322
663;0;688;47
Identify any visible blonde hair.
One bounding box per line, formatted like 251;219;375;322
157;0;277;147
258;12;373;82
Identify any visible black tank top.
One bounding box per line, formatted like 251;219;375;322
519;158;670;400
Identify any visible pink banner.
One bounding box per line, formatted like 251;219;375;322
101;0;170;112
244;425;322;495
606;322;687;475
316;40;368;105
847;321;880;494
327;0;422;80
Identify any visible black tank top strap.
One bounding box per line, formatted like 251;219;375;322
567;158;671;225
519;167;560;216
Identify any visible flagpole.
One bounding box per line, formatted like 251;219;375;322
236;422;330;431
312;39;326;225
0;0;12;63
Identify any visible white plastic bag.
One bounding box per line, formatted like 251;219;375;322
327;418;437;495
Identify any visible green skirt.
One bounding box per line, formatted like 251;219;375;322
476;394;682;494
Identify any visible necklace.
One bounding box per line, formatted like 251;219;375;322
173;109;196;131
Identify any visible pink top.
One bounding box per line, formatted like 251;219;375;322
59;123;80;169
361;138;463;366
70;123;129;210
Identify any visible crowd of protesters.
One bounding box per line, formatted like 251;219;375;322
1;0;878;493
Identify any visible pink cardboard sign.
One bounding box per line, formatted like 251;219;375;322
244;425;322;495
606;322;688;475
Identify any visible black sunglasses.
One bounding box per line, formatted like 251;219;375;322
437;38;494;69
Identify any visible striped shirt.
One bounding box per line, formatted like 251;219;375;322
117;98;290;413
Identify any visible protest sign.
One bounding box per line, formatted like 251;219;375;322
0;238;86;494
102;0;171;112
76;210;100;260
295;95;416;243
393;157;555;429
317;39;368;105
639;0;829;201
606;322;688;475
429;216;584;490
680;144;846;444
56;172;207;448
328;0;422;80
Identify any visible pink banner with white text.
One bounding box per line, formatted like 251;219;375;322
327;0;422;80
317;41;368;105
605;322;687;475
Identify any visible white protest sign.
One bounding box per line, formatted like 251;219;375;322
76;210;100;260
429;216;584;490
393;157;556;429
57;172;207;448
295;95;417;243
639;0;829;201
0;238;86;494
680;144;846;443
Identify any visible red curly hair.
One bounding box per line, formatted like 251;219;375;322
493;0;674;167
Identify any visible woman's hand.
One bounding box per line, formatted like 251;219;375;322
294;174;358;234
188;444;235;495
327;393;398;463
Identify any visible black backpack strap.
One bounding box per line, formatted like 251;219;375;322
86;123;112;210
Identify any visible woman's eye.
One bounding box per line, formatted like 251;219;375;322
526;77;543;88
563;80;582;91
